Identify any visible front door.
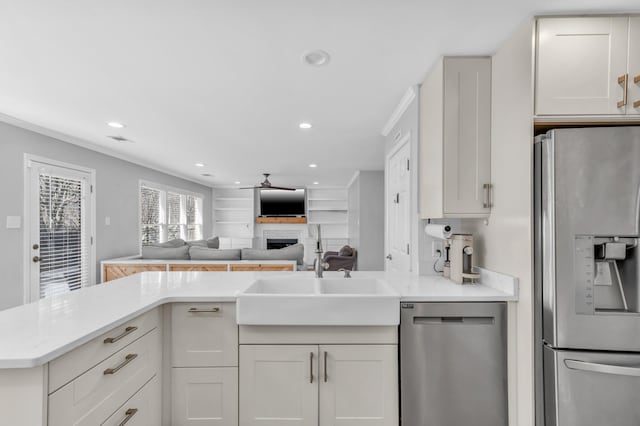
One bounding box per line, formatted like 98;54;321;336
386;138;411;272
26;158;94;301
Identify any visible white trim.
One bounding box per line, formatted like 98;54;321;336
0;112;214;188
384;132;412;273
23;154;97;303
346;170;360;189
381;87;417;136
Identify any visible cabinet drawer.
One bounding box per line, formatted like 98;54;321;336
172;367;238;426
102;375;161;426
48;328;161;426
171;303;238;367
49;308;160;393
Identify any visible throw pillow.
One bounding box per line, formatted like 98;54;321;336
206;236;220;249
338;245;354;257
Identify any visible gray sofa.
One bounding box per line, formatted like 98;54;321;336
141;239;305;266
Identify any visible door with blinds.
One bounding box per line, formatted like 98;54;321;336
27;159;94;301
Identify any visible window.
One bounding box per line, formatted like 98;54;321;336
140;182;203;244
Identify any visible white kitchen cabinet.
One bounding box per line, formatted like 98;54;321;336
240;345;318;426
172;367;238;426
419;56;492;219
171;303;238;367
102;376;162;426
239;344;398;426
629;17;640;114
171;302;239;426
536;16;639;116
319;345;398;426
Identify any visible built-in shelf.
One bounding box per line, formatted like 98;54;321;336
213;188;254;238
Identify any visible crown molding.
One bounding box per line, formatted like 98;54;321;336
0;112;215;188
381;86;417;137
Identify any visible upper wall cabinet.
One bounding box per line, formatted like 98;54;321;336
419;57;492;219
536;16;640;116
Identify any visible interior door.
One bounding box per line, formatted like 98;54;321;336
319;345;398;426
536;16;629;115
27;159;94;301
386;140;411;272
544;347;640;426
239;345;318;426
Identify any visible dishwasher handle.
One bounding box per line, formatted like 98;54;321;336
413;316;495;325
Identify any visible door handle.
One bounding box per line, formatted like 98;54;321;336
324;351;328;382
32;244;39;250
386;254;392;260
310;352;314;384
32;256;41;263
617;74;628;108
565;359;640;377
634;74;640;109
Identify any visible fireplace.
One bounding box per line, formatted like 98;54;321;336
266;238;298;250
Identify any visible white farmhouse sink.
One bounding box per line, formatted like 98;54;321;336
236;277;400;326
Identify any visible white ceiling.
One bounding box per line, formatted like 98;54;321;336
1;1;638;188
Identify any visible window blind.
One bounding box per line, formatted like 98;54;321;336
38;172;88;298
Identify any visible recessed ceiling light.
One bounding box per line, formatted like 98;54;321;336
195;163;205;168
309;164;318;168
313;181;319;185
107;122;125;129
234;181;241;185
299;122;312;129
302;50;331;67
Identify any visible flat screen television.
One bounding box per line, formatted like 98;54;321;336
259;188;306;216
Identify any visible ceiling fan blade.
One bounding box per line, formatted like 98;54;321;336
238;186;259;190
265;185;297;191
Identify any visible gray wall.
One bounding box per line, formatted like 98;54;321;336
0;121;213;310
348;171;384;270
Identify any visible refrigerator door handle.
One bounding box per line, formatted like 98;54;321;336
565;359;640;377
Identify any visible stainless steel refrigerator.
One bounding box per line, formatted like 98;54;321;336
535;127;640;426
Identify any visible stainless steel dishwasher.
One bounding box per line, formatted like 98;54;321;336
400;302;507;426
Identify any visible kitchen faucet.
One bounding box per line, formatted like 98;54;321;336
315;224;328;278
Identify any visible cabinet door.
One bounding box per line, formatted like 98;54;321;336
171;303;238;367
443;57;491;216
172;367;238;426
319;345;398;426
536;16;629;115
240;345;318;426
629;16;640;116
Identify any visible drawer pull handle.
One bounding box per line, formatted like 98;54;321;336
104;326;138;344
118;408;138;426
104;353;138;375
188;307;220;313
310;352;314;384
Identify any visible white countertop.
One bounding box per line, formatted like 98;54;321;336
0;269;517;369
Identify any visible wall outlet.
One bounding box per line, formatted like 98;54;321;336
431;241;443;258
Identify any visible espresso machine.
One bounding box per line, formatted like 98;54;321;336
448;234;480;284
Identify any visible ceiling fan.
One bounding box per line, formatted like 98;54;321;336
239;173;296;191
